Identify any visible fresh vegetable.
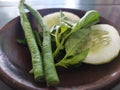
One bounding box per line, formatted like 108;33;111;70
18;0;44;81
55;28;91;68
52;10;100;58
83;24;120;64
44;11;120;67
18;0;120;87
47;11;100;68
55;49;89;68
33;31;42;48
24;4;59;86
65;28;91;57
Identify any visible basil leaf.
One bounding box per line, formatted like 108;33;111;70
71;10;99;33
55;49;89;68
65;28;91;57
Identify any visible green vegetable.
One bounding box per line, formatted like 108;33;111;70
55;28;91;68
18;0;44;81
55;49;89;68
52;10;100;58
65;28;91;56
49;10;99;68
71;10;100;33
51;22;71;57
24;4;59;86
33;31;42;48
18;1;102;86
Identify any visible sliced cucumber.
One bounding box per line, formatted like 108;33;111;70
83;24;120;64
43;11;80;29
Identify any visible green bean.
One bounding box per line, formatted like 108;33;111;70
33;31;42;48
18;0;43;81
24;4;60;86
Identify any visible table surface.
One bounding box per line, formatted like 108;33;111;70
0;0;120;90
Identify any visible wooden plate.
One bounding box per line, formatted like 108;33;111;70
0;8;120;90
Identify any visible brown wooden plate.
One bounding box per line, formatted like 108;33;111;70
0;8;120;90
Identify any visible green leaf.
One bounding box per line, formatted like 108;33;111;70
71;10;99;33
60;22;71;34
55;49;89;68
51;22;71;52
55;28;91;68
65;28;91;57
50;22;71;36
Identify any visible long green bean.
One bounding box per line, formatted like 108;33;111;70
18;0;43;81
24;4;59;86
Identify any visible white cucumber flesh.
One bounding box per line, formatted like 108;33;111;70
83;24;120;64
43;11;80;29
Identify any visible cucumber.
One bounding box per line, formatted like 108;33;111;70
43;11;80;29
83;24;120;64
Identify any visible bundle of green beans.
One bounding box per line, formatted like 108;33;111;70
19;0;59;87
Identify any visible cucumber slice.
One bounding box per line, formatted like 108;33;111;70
43;11;80;29
83;24;120;64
